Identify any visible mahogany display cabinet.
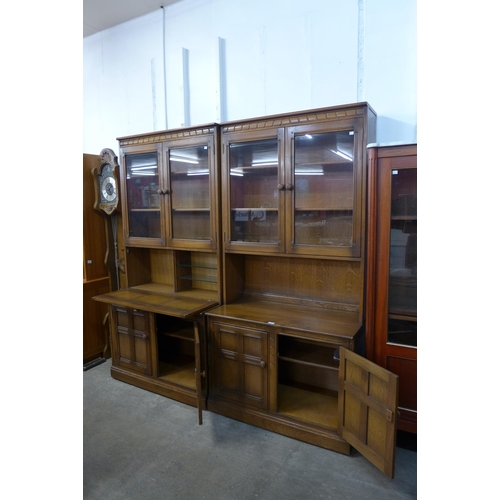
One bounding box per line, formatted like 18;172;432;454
93;124;222;424
365;143;417;434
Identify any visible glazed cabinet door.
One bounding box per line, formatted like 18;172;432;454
222;128;285;253
163;135;218;250
121;144;166;247
111;306;156;376
286;117;365;257
210;321;268;409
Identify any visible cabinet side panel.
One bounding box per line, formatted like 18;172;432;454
83;154;109;281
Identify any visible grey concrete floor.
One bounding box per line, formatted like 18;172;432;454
84;360;417;499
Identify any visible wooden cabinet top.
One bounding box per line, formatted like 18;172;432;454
93;287;218;318
220;102;376;133
206;299;361;341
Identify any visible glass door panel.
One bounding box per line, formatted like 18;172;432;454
293;130;355;247
388;167;417;347
169;145;211;240
125;151;161;239
228;139;279;243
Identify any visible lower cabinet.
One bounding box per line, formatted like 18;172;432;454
206;309;400;479
208;315;351;454
109;305;206;422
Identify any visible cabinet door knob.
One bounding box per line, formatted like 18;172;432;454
277;184;285;191
285;183;293;190
162;189;170;195
260;360;266;368
157;189;163;195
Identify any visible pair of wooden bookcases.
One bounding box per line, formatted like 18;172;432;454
92;102;417;478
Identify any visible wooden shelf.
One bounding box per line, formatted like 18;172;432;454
279;342;339;370
158;359;196;389
172;207;210;212
391;215;416;221
277;383;338;429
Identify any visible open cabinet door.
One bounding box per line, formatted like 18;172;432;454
338;347;399;478
194;323;203;425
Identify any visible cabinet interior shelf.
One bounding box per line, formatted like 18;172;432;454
231;208;278;212
177;263;217;270
158;360;196;389
172;208;210;212
294;207;353;212
389;311;417;321
391;215;417;221
278;342;339;370
294;161;353;168
178;276;218;283
130;208;161;212
160;328;195;342
277;383;338;429
279;356;338;371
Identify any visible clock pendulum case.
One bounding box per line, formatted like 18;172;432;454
92;148;121;292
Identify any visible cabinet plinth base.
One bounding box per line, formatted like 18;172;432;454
110;365;206;410
207;397;351;455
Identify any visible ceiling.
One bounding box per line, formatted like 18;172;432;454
83;0;182;37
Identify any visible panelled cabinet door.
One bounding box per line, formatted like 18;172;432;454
211;322;268;409
112;306;155;376
337;347;399;478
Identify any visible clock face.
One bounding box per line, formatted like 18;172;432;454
94;152;119;215
101;176;117;202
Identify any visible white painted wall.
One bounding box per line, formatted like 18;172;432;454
83;0;416;154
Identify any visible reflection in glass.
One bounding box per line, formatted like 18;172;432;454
388;167;417;347
169;145;211;240
294;131;354;246
126;152;161;238
229;139;279;243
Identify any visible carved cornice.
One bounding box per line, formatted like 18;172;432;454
119;126;216;146
222;105;366;133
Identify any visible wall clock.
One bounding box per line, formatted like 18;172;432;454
92;148;120;215
91;148;121;292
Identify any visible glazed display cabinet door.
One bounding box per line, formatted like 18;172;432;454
165;136;218;250
210;322;268;409
287;119;364;257
223;129;285;253
121;144;166;247
111;306;154;376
